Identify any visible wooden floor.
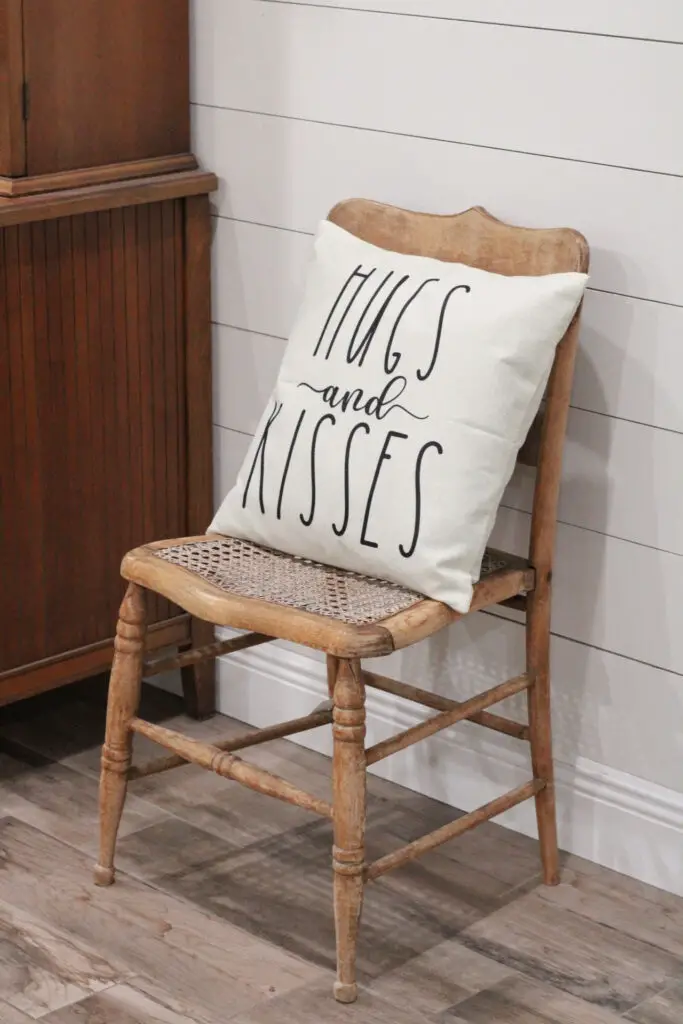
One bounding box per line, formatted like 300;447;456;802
0;679;681;1023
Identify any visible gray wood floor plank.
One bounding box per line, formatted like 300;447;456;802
0;819;324;1021
129;805;514;980
3;687;683;1024
367;936;514;1017
0;680;180;767
444;973;626;1023
461;891;681;1013
230;977;435;1023
537;868;683;958
393;791;543;890
0;897;119;1018
0;999;35;1022
41;981;219;1023
0;747;168;856
625;981;683;1024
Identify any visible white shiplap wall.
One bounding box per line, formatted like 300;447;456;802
191;0;683;892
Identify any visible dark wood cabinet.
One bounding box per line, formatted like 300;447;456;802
0;0;194;192
0;0;217;712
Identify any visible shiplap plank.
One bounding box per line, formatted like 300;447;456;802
212;218;307;342
572;293;683;436
196;104;683;307
213;325;285;436
212;324;683;556
504;408;683;555
192;0;683;175
490;508;683;676
211;220;683;550
261;0;683;43
210;203;683;436
211;421;683;675
213;424;251;514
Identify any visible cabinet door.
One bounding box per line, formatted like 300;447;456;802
0;0;25;176
22;0;190;176
0;201;188;673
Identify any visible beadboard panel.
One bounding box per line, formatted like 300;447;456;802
195;104;683;306
0;204;185;672
260;0;683;43
192;0;683;175
211;216;683;434
490;508;683;677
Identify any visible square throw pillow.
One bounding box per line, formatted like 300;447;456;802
210;220;587;613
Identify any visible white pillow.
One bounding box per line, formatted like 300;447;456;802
210;220;587;613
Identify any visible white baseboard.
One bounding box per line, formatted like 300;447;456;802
212;632;683;897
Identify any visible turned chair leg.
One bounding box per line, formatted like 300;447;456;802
181;617;216;720
526;586;560;885
94;582;147;886
326;655;340;700
331;657;367;1004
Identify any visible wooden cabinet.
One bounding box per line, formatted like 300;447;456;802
0;0;193;191
0;0;217;713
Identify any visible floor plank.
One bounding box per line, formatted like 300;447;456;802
0;999;35;1022
0;818;324;1022
41;981;217;1023
367;936;514;1017
130;803;516;980
461;891;681;1013
444;973;626;1023
537;866;683;958
0;745;168;856
625;981;683;1024
2;684;683;1024
0;898;119;1018
230;977;435;1023
394;791;543;890
0;678;179;766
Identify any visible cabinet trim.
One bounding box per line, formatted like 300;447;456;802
0;168;217;226
0;615;190;706
0;152;198;196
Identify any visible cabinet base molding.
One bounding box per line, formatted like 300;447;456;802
0;153;198;197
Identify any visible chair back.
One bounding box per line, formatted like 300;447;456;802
328;199;589;582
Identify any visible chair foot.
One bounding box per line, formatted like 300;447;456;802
93;864;115;887
333;981;358;1004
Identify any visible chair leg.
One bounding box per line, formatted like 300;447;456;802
526;588;560;885
181;617;216;720
326;654;339;700
331;657;366;1004
94;582;147;886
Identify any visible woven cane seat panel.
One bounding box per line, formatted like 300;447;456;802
154;537;511;626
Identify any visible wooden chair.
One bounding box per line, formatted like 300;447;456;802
95;201;589;1003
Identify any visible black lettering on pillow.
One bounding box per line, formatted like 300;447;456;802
399;440;444;558
360;430;408;549
242;400;283;513
300;412;336;527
